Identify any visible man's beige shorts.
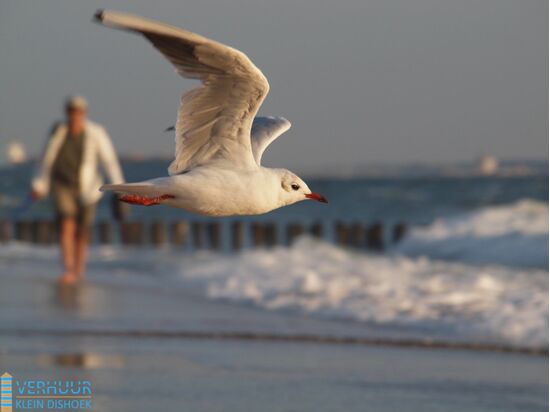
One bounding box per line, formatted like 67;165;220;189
52;183;96;229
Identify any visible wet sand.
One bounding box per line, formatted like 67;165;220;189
0;272;547;411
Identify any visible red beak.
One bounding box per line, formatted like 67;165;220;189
305;193;328;203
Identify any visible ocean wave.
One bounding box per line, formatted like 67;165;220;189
393;199;548;268
178;238;548;348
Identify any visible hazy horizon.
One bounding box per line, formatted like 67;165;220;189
1;0;547;175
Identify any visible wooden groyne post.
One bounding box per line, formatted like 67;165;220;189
264;223;277;247
32;220;55;244
207;222;222;250
192;222;204;249
231;221;244;250
392;222;408;243
349;222;366;248
286;223;304;245
121;222;145;245
171;221;189;247
366;222;384;251
310;221;324;239
150;221;167;246
0;220;10;243
251;222;265;247
4;219;409;251
334;221;349;246
15;220;33;242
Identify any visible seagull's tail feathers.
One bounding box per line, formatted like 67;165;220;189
100;182;167;197
101;181;176;206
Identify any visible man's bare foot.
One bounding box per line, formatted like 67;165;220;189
58;272;79;285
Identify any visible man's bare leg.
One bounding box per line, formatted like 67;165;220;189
59;217;78;284
75;227;90;279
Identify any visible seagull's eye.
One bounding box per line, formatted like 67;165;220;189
291;184;300;191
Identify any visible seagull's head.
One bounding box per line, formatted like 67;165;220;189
276;169;328;206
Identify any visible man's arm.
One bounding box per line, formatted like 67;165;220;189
31;122;63;199
97;127;125;184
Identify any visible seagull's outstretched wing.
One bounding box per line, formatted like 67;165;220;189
250;117;291;165
95;10;269;174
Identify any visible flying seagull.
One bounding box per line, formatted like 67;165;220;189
95;10;327;216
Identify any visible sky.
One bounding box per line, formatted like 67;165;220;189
0;0;547;174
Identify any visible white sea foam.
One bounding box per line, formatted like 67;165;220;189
178;238;548;347
394;199;548;268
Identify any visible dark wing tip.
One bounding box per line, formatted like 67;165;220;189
93;9;105;23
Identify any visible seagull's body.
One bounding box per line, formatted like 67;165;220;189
95;10;327;216
118;166;296;216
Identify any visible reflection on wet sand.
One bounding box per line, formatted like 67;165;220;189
52;281;114;317
37;352;125;369
54;283;82;311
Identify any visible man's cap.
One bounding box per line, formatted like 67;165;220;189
65;95;88;111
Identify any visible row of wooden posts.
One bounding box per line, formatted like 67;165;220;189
0;219;408;251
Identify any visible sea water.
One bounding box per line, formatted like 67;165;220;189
0;161;547;348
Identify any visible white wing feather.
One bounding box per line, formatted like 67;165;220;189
250;117;291;165
95;10;269;174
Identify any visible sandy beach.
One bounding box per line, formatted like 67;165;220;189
0;268;546;412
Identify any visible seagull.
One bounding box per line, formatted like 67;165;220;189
95;10;327;216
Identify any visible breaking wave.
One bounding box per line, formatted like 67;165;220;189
394;199;548;268
178;238;548;347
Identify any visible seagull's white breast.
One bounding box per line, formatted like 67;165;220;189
162;166;281;216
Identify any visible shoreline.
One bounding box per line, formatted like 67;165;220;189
2;327;546;357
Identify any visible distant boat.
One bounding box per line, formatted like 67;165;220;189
6;141;27;164
477;155;499;176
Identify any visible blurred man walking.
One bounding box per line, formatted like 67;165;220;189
32;96;124;284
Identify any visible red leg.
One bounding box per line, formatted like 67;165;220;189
119;194;175;206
